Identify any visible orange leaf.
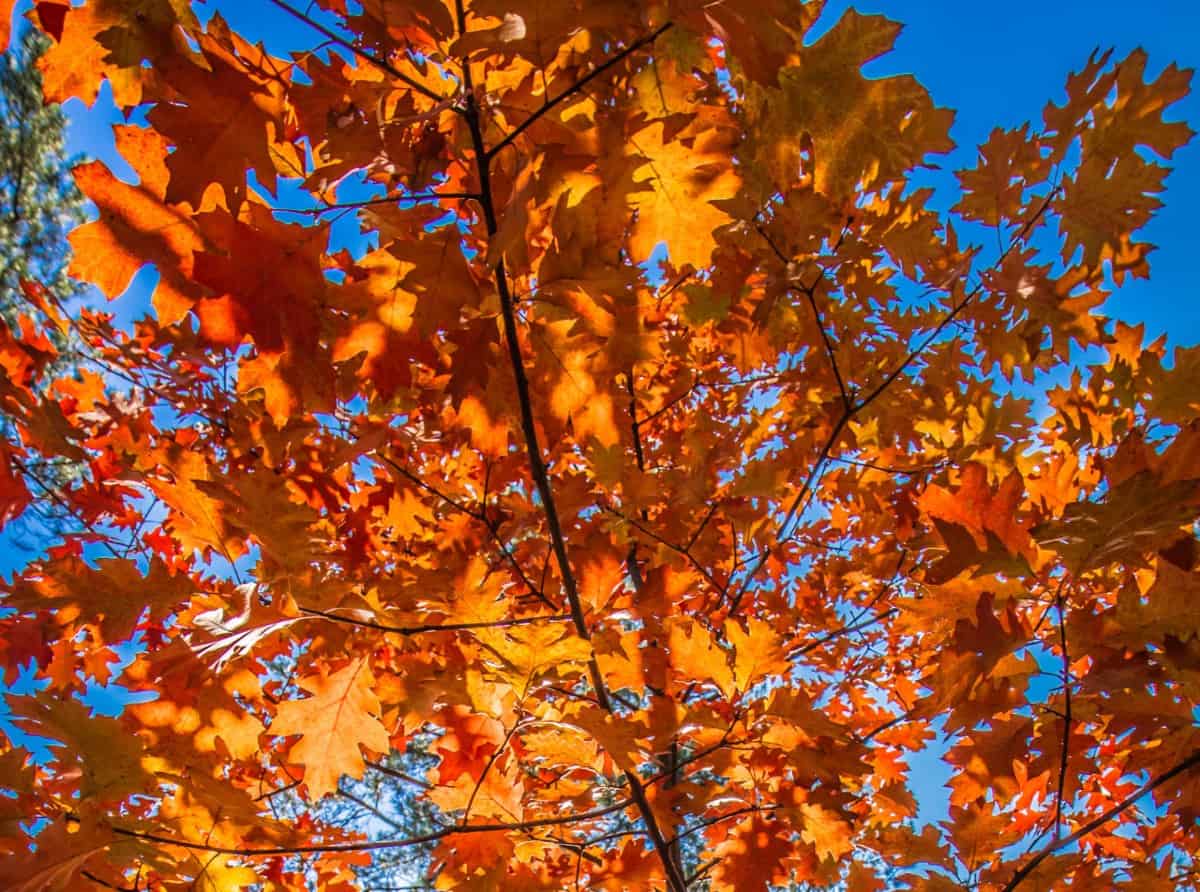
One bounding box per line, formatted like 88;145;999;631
270;659;391;800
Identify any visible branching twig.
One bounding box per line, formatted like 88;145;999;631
375;453;554;607
999;748;1200;892
727;189;1059;617
486;23;673;160
265;0;451;106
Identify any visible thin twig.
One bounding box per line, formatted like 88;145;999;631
367;762;433;790
272;192;479;215
375;453;554;607
265;0;451;106
854;188;1058;416
108;798;635;856
756;222;851;411
337;786;410;833
1053;577;1073;840
298;606;571;636
487;23;673;160
999;748;1200;892
598;501;728;602
727;189;1059;617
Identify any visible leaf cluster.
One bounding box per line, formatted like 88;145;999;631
0;1;1198;890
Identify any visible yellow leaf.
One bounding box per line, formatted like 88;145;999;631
764;10;953;198
629;119;740;270
726;616;787;691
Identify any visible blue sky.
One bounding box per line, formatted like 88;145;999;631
821;0;1200;349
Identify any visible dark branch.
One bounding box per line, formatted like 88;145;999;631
725;411;850;616
298;606;571;636
367;762;433;790
272;192;480;215
786;609;898;660
375;452;554;608
1053;577;1073;839
853;188;1058;416
727;189;1058;617
487;23;673;160
599;500;729;602
455;4;686;886
109;799;635;857
999;748;1200;892
265;0;453;107
756;221;851;411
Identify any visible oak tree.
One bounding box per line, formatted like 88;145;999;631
0;0;1198;889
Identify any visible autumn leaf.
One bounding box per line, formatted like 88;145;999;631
269;659;391;800
0;816;116;892
726;616;788;691
711;814;793;890
751;9;954;199
68;159;208;325
800;802;855;862
628;116;741;270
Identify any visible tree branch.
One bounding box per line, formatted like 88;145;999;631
1053;577;1073;840
999;748;1200;892
271;192;480;216
265;0;452;107
725;411;849;616
598;500;728;602
728;189;1059;617
337;785;410;833
367;761;434;790
756;222;851;411
375;452;555;608
486;22;673;160
109;798;635;857
298;606;571;636
853;188;1058;416
454;4;686;887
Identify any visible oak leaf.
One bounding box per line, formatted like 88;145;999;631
270;660;391;800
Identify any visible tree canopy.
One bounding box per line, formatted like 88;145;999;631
0;1;1198;890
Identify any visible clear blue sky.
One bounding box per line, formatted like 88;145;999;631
820;0;1200;349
